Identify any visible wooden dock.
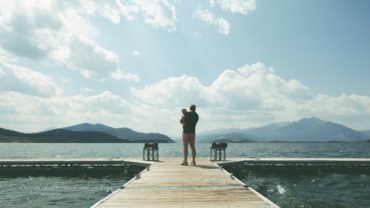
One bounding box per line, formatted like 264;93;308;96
92;158;278;208
218;157;370;167
2;157;370;207
0;158;149;168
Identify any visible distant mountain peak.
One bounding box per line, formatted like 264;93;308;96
74;123;107;126
63;123;174;143
293;117;327;127
299;117;324;123
91;123;113;128
64;123;114;130
199;116;369;143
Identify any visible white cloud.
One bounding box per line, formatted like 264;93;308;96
83;0;123;24
134;0;177;31
60;7;100;38
75;0;177;31
211;0;256;14
131;63;312;110
0;90;182;135
0;58;62;97
0;0;140;82
112;70;140;82
193;8;230;35
301;94;370;117
130;63;370;133
1;60;370;135
61;35;119;81
200;0;256;34
0;1;62;60
0;91;133;132
130;74;206;105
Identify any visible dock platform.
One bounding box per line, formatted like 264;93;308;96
218;157;370;167
0;158;149;169
92;158;278;208
2;157;370;207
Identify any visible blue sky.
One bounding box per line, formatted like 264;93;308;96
0;0;369;136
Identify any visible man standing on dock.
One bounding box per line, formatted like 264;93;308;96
181;104;199;166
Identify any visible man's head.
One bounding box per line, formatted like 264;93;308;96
190;104;196;112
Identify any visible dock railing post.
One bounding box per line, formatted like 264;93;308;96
151;147;155;161
143;143;159;161
210;143;227;161
143;146;146;160
155;147;159;161
218;148;221;161
147;145;150;160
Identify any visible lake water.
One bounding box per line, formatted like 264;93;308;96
0;143;369;207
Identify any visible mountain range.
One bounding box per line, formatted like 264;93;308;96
0;123;174;143
63;123;174;143
1;117;369;143
198;117;370;143
363;130;370;137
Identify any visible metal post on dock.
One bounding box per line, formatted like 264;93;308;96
143;143;159;161
210;142;227;161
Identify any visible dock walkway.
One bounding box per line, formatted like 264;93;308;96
3;157;369;207
92;158;278;208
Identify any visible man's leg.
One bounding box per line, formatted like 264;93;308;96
182;134;189;164
188;134;196;164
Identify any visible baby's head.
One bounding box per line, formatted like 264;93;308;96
181;108;187;115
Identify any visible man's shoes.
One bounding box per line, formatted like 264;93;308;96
191;161;196;166
180;161;188;166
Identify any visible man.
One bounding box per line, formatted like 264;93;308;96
181;104;199;166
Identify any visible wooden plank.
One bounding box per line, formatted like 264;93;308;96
93;158;278;208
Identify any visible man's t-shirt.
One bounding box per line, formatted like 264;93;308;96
183;111;199;134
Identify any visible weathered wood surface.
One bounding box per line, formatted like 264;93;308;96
93;158;278;208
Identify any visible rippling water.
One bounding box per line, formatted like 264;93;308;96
0;175;128;208
1;142;369;158
224;165;370;208
0;142;369;207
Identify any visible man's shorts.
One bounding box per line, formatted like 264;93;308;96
182;133;195;144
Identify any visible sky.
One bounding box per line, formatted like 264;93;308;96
0;0;370;137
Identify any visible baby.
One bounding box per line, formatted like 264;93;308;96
179;108;187;126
